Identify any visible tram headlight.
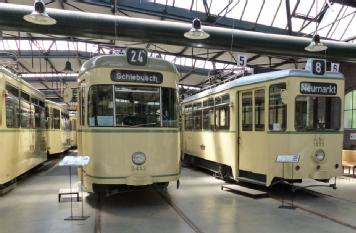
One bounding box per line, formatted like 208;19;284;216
314;149;325;162
132;152;146;165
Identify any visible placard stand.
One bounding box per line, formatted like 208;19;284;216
276;154;300;210
59;156;90;221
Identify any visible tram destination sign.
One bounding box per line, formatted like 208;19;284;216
111;70;163;84
300;82;337;95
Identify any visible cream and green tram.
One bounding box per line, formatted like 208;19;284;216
182;69;344;186
69;112;77;148
77;50;180;193
45;100;71;155
0;67;47;187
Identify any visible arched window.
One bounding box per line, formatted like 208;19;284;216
344;90;356;129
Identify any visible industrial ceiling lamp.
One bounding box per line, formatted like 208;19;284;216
63;60;73;73
23;0;56;25
184;18;210;40
305;34;328;52
305;0;327;52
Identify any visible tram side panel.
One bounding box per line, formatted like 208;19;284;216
0;69;47;186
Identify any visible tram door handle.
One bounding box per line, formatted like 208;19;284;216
238;136;241;145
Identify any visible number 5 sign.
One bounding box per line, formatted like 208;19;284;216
237;55;247;67
331;63;340;72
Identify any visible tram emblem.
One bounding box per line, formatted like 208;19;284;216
313;136;325;147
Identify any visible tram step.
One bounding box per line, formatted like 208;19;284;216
221;184;269;199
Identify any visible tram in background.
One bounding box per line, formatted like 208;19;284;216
77;48;180;193
69;112;77;148
45;100;71;156
0;67;47;187
182;62;344;187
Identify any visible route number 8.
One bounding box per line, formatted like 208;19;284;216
312;59;325;75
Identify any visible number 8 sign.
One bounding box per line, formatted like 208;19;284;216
312;59;325;75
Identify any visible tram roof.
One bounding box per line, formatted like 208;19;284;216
182;69;344;103
0;66;46;98
79;55;178;76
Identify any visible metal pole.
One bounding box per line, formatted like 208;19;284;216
69;166;73;218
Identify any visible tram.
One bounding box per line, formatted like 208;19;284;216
182;64;344;186
0;67;47;187
69;112;77;148
77;48;180;193
45;100;71;155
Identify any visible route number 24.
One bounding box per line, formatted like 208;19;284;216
127;48;147;66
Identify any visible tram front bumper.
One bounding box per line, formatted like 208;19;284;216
126;175;153;185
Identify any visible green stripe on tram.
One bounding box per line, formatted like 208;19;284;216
78;128;179;133
85;172;180;179
0;128;47;132
267;131;343;134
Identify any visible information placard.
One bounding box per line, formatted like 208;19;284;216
276;154;300;163
59;156;90;166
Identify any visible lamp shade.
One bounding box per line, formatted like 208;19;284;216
305;34;328;52
63;61;73;73
23;0;56;25
184;18;210;40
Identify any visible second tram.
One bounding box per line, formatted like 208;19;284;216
182;68;344;186
77;49;180;193
45;100;71;155
0;67;47;187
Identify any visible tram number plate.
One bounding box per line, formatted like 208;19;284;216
131;165;146;171
276;154;300;163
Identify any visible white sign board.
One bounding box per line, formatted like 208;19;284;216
238;55;247;67
276;154;300;163
59;156;91;166
350;133;356;141
331;63;340;72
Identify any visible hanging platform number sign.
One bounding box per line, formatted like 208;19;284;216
127;48;147;66
312;59;326;75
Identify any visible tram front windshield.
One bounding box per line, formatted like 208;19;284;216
295;96;341;131
88;85;177;127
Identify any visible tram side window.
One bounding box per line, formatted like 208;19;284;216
193;102;202;130
88;85;114;127
255;89;265;131
161;88;178;127
242;92;253;131
215;94;230;130
80;86;85;126
269;83;287;131
203;98;214;130
5;84;20;128
45;107;50;129
184;105;193;130
37;101;46;129
20;91;31;128
52;109;61;129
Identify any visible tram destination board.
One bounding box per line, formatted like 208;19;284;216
300;82;337;95
111;70;163;84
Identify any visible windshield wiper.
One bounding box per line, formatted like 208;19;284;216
127;122;157;128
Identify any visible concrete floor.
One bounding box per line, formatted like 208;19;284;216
1;151;356;233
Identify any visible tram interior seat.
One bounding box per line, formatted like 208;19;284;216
342;150;356;177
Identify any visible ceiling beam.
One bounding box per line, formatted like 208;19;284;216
1;4;356;62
